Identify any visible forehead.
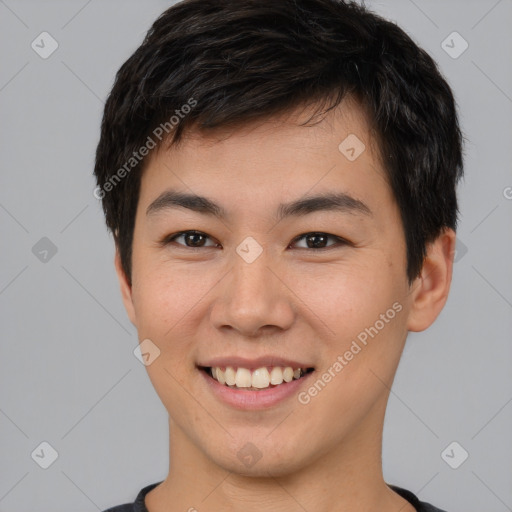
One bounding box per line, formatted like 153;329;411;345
169;97;382;162
137;98;392;223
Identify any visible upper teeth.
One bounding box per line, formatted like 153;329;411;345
210;366;308;389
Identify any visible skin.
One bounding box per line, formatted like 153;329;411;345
115;98;456;512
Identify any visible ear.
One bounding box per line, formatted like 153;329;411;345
406;228;456;332
114;248;137;327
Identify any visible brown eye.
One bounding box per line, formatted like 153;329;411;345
291;232;348;250
162;230;348;251
164;230;218;248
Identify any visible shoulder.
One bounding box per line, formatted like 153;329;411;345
390;485;448;512
100;481;163;512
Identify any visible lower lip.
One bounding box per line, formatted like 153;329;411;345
199;368;314;410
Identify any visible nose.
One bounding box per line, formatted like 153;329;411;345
210;247;295;338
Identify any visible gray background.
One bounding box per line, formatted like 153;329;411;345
1;0;511;510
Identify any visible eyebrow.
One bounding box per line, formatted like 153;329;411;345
146;189;372;221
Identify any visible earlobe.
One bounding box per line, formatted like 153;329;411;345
406;228;456;332
114;249;137;327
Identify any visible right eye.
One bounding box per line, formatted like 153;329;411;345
161;230;220;249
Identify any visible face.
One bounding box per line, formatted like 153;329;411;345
116;99;448;477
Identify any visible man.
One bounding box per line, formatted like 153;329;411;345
94;1;463;510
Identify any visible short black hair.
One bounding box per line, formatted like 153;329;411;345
94;0;464;286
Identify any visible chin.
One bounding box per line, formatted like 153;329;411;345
204;434;312;478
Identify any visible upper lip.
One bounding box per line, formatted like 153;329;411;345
197;356;314;370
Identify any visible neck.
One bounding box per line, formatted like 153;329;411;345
145;399;415;512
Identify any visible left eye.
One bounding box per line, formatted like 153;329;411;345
290;232;348;250
162;230;347;250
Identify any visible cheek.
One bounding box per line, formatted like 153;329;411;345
129;259;217;377
298;295;407;439
131;269;199;406
307;259;408;381
300;259;401;328
130;254;197;335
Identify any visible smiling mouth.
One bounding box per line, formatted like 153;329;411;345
198;365;315;391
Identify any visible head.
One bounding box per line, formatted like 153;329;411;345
94;0;463;477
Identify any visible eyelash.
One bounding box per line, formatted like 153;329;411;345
160;230;350;251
